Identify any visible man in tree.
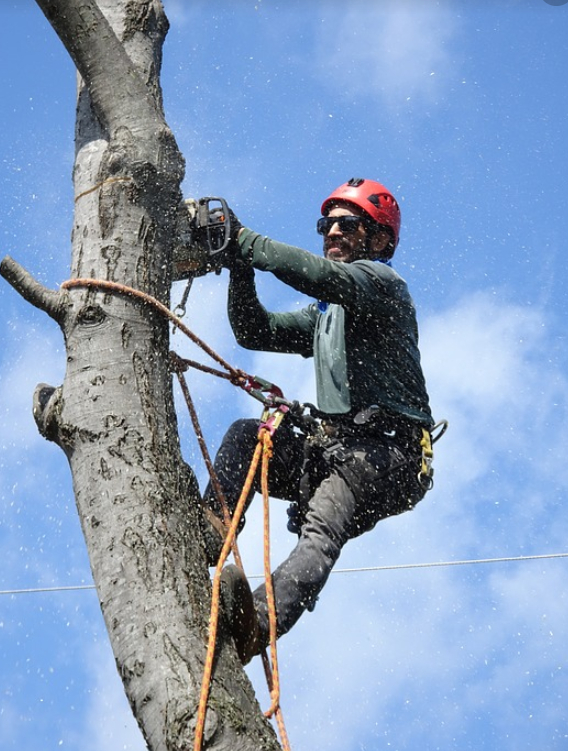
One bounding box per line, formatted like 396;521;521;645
202;178;435;664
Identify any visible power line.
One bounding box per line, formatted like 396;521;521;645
323;551;568;576
0;584;96;597
1;552;567;597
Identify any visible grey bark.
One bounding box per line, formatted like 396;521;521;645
1;1;281;749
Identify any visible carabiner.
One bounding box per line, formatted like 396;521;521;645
172;276;195;330
243;374;285;407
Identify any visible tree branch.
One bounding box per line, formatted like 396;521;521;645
0;255;63;323
35;0;163;140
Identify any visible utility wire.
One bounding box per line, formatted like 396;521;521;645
320;551;568;576
0;584;96;596
1;552;567;597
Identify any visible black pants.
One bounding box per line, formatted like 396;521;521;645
204;417;428;646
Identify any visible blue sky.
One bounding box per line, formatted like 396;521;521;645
1;1;567;750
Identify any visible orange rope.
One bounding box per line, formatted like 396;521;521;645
193;440;263;751
262;652;292;751
74;175;133;203
194;425;291;751
260;430;281;717
259;430;292;751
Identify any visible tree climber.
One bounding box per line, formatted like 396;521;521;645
201;178;435;664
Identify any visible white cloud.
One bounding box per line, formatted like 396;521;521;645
420;291;568;495
314;1;458;108
421;291;548;416
249;541;568;751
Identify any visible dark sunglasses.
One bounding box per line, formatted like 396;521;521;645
316;215;364;236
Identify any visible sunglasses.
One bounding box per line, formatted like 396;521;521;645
316;215;365;236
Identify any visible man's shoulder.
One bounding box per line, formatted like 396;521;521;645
350;259;407;286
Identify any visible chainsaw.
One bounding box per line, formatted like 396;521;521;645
172;196;233;317
173;196;233;282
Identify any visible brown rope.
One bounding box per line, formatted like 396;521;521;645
171;354;236;384
171;354;243;570
60;278;246;384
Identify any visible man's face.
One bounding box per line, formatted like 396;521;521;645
321;203;389;263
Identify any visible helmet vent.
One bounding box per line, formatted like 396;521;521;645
347;178;364;187
368;193;399;212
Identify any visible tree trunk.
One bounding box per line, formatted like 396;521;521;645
1;1;280;749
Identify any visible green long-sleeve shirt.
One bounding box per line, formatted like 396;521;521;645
229;229;433;425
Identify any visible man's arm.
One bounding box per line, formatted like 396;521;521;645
236;228;407;320
228;261;315;356
236;229;379;307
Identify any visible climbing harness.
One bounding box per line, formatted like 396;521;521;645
60;277;293;751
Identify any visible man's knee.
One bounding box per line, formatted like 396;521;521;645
221;418;259;450
301;477;354;553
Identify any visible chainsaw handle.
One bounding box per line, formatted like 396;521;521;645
197;196;231;256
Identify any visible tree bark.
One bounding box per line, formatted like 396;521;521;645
1;1;281;749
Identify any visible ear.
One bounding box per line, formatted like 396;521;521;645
370;230;393;261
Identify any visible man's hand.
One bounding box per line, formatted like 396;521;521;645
226;206;243;242
213;205;244;269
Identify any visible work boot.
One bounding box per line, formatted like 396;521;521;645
200;506;227;567
220;564;262;664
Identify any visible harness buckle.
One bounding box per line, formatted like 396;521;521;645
259;404;289;437
322;440;351;465
418;420;449;490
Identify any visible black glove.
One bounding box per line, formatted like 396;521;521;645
204;204;243;270
227;206;243;241
207;205;242;242
219;207;245;270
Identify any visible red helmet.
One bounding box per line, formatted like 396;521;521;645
321;178;401;255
